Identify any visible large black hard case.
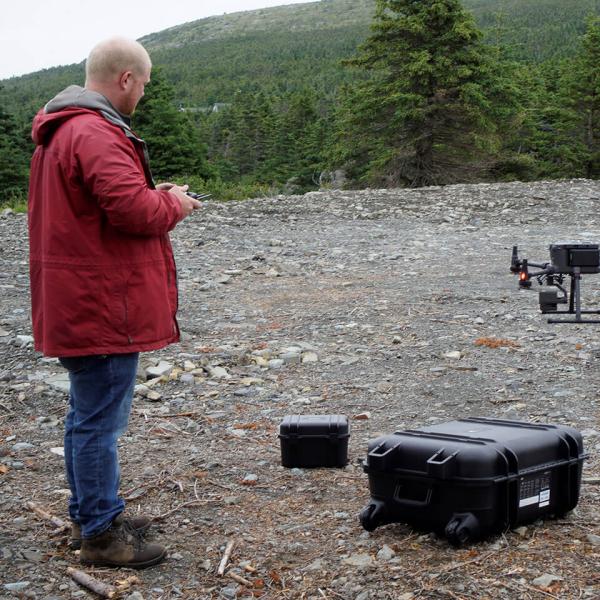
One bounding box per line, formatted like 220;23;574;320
360;418;585;545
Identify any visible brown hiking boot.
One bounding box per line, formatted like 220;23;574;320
80;515;166;569
71;515;151;550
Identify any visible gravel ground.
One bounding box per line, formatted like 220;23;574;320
1;179;599;600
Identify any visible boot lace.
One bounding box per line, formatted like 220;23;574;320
117;518;144;549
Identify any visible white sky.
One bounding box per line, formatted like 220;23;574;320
0;0;315;80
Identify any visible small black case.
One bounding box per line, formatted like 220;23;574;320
279;415;350;468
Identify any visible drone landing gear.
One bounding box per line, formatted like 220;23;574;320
546;268;600;324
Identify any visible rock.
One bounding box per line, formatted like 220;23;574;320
302;351;319;363
444;351;462;360
532;574;563;587
220;585;241;599
4;582;31;593
16;335;34;347
45;373;70;393
200;559;212;571
207;366;230;379
145;390;162;401
49;447;64;457
377;544;395;561
268;359;284;369
514;526;528;538
243;473;258;483
342;553;375;568
146;361;173;379
281;352;301;364
306;558;325;571
11;442;34;452
586;534;600;546
125;593;145;600
21;549;43;562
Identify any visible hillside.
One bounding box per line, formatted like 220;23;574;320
1;0;598;115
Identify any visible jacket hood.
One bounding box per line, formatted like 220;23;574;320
32;85;134;145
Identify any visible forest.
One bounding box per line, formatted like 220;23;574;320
0;0;599;205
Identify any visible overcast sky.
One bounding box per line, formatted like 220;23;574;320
0;0;315;80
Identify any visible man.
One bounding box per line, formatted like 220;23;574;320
28;37;200;569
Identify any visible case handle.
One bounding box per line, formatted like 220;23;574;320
427;449;458;479
393;482;433;507
367;441;401;471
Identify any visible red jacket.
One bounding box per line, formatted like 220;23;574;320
28;93;184;357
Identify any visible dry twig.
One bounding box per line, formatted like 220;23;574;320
67;567;117;599
217;539;236;576
228;571;252;587
26;501;68;530
152;498;221;521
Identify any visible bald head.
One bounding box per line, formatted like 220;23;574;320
85;37;151;85
84;37;152;116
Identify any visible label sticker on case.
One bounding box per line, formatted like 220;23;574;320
519;472;551;509
539;488;550;507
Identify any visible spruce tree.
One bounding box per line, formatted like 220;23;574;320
0;102;30;201
335;0;517;187
133;68;212;182
566;16;600;178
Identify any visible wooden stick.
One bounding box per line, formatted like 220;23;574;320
217;540;236;576
228;571;252;587
26;501;68;529
152;498;220;521
67;567;116;599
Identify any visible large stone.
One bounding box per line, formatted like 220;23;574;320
145;361;173;379
342;553;375;568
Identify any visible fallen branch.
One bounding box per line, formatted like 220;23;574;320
67;567;117;599
218;539;236;576
152;498;221;521
228;571;252;587
26;501;68;529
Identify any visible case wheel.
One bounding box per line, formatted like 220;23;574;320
445;513;480;546
359;500;387;532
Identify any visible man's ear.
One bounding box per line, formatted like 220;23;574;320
118;71;132;91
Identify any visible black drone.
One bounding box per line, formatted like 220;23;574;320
510;242;600;324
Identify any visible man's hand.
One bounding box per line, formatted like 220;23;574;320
164;184;201;220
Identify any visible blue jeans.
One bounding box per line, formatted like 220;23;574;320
59;353;139;538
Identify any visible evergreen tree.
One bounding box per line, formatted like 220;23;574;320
566;16;600;178
0;100;30;201
133;68;212;182
334;0;518;187
270;90;326;187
